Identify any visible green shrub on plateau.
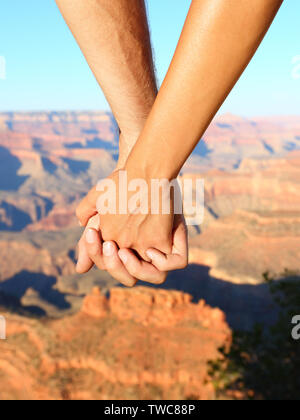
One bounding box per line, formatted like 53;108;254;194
208;270;300;400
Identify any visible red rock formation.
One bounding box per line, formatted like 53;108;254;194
0;287;230;400
81;287;109;318
82;287;226;329
108;287;226;328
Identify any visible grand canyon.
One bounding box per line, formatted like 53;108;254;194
0;112;299;399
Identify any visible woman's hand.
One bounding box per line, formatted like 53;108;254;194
76;168;179;261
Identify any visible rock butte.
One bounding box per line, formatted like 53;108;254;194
0;287;230;400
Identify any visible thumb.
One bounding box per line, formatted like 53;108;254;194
76;186;99;227
172;214;188;258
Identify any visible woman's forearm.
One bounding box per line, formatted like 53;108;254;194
56;0;157;145
126;0;283;179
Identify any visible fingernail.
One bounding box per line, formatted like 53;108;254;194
103;242;114;257
146;250;154;261
86;228;97;244
118;250;128;264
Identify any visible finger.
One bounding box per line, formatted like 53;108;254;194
136;238;173;263
134;247;152;263
118;249;167;285
172;214;189;257
76;214;103;273
102;242;137;288
76;238;95;274
146;215;188;271
146;248;187;271
76;187;99;227
85;228;106;271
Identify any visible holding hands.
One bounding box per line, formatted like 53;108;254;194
75;167;189;286
56;0;283;286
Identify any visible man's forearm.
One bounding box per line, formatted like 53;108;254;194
126;0;283;179
56;0;157;152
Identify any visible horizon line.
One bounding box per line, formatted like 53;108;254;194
1;110;300;120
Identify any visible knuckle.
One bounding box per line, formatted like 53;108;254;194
153;260;165;271
113;270;137;287
178;259;188;270
129;266;140;278
75;263;83;274
153;274;167;285
154;234;168;245
177;263;187;270
119;239;134;250
125;279;137;288
118;232;135;250
153;238;172;254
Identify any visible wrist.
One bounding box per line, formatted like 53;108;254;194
117;128;148;170
117;132;137;170
117;113;156;170
125;137;181;182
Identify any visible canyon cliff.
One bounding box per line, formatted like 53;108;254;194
0;112;299;399
0;287;230;400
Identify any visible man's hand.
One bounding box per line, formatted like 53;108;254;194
76;214;188;286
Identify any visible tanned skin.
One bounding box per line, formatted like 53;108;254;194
58;0;283;285
56;0;188;286
56;0;157;155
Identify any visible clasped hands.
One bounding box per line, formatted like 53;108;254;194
75;164;188;287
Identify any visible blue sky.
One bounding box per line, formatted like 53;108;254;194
0;0;299;116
